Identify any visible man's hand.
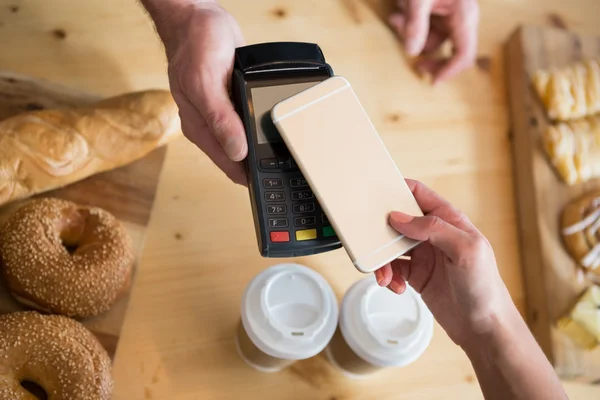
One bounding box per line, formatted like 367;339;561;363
389;0;480;84
142;0;248;185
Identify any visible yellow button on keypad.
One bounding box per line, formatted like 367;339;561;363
296;229;317;241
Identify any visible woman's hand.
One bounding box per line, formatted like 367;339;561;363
144;0;248;185
376;181;569;399
389;0;480;83
374;179;514;347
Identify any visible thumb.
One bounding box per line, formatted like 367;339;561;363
191;77;248;162
404;0;433;56
389;13;406;38
389;211;468;261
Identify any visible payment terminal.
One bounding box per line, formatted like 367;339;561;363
232;42;342;257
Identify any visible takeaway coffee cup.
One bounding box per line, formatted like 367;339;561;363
235;263;339;372
326;276;433;378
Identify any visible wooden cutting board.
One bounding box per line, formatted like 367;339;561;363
506;25;600;383
0;71;168;360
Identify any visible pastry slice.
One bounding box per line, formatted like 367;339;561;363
562;190;600;274
585;59;600;115
532;58;600;121
542;115;600;184
557;285;600;350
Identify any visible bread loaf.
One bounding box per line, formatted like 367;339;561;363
0;90;181;206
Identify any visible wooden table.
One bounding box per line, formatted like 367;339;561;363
1;0;600;398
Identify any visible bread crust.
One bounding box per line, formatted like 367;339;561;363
0;90;181;207
0;311;113;399
0;198;134;318
562;190;600;276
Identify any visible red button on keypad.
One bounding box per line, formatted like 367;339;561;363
270;231;290;243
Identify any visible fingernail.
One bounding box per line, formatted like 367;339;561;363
390;212;414;224
405;41;419;56
225;138;246;161
389;281;404;294
375;270;384;285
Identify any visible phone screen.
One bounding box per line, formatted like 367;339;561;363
250;81;320;145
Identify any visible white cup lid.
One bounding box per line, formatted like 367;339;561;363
241;263;338;360
340;276;433;368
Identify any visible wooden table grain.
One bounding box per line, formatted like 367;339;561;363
1;0;600;398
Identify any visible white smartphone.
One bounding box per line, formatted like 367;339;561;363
271;76;424;273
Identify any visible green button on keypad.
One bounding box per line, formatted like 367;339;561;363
323;225;336;238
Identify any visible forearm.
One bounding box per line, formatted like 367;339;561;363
463;306;567;400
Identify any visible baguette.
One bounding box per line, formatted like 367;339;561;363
0;90;181;207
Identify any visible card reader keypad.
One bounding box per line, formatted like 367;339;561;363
293;203;315;213
261;166;336;244
260;159;278;169
291;190;314;200
265;192;285;202
266;205;286;215
263;178;283;188
260;157;295;172
268;218;288;228
290;177;308;187
294;216;316;227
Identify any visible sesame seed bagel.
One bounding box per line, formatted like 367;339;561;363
0;311;112;399
0;198;134;318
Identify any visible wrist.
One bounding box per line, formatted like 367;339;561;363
458;294;567;400
141;0;218;48
141;0;216;15
461;301;526;364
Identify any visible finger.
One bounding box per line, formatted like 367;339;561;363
433;9;478;83
391;246;434;292
183;73;248;162
388;278;406;295
389;259;410;294
404;179;476;232
404;0;433;56
422;29;447;54
406;178;468;224
181;116;247;185
391;258;411;281
389;212;470;261
433;42;476;84
177;97;247;185
200;86;247;161
392;14;447;55
405;179;448;213
395;0;408;12
389;13;406;39
416;58;446;76
375;263;393;287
